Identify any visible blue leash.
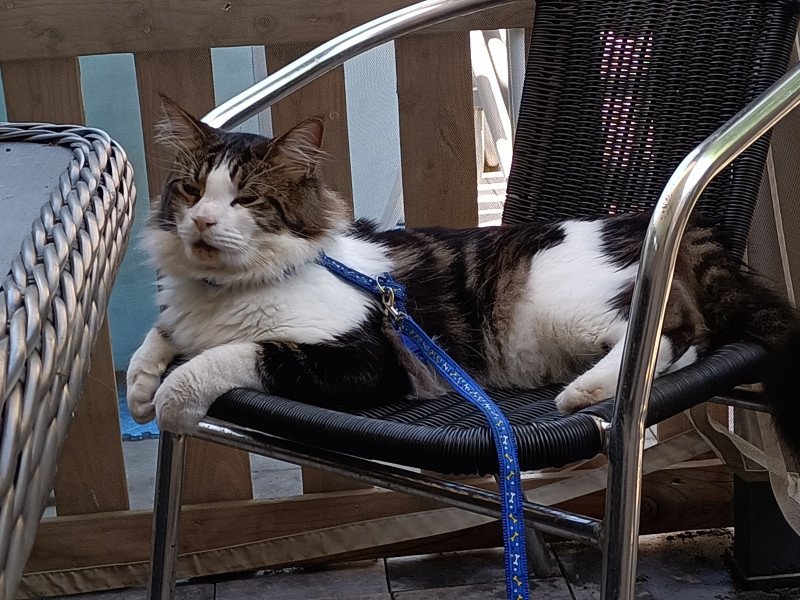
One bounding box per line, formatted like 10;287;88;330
319;253;531;600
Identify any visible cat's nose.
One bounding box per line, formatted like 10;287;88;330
193;216;217;233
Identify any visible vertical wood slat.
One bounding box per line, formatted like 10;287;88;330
266;43;354;210
0;58;85;124
135;49;253;504
54;322;130;514
267;43;365;493
396;33;478;228
1;57;132;514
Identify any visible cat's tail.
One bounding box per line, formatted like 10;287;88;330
691;231;800;457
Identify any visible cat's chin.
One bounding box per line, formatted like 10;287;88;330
189;240;221;261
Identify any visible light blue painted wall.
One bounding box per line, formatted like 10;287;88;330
345;42;402;224
211;46;270;136
1;45;402;369
79;53;159;368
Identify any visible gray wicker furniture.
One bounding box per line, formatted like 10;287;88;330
0;124;136;600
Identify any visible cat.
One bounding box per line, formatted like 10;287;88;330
127;96;799;455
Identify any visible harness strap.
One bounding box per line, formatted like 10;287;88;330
319;252;531;600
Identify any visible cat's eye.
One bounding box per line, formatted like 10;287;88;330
232;195;261;207
180;182;201;199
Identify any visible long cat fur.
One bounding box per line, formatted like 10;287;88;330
127;96;800;456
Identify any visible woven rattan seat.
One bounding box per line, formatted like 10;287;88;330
209;342;766;474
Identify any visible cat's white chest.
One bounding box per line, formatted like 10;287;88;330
158;236;391;356
503;220;637;383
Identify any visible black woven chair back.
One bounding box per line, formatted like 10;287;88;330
504;0;800;258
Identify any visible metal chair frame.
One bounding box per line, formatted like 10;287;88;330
146;1;800;598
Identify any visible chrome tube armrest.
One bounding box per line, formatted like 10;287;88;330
202;0;519;130
602;61;800;599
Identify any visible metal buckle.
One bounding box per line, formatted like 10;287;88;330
376;279;405;321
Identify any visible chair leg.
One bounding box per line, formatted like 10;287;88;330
148;431;187;600
524;525;561;578
600;430;646;600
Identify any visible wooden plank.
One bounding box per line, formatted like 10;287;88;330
25;487;441;574
267;44;357;490
396;33;477;228
267;43;354;209
23;461;730;579
53;321;130;514
134;48;216;203
0;1;537;62
302;468;373;493
134;48;253;504
0;57;84;124
656;404;728;442
180;438;253;503
656;413;693;442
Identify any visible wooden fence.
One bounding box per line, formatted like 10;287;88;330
4;0;796;595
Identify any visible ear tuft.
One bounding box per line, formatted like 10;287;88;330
271;117;327;176
155;94;212;152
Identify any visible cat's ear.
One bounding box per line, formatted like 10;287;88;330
270;117;326;177
155;94;212;152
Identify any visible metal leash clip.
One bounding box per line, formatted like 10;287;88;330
376;278;405;321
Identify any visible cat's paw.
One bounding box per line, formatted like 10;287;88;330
153;363;214;434
126;358;163;424
555;383;612;414
126;329;175;424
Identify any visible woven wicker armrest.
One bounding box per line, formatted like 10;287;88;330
0;123;136;600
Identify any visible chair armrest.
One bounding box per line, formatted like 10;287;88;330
615;61;800;439
603;59;800;590
202;0;520;130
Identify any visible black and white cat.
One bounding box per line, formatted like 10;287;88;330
127;97;799;453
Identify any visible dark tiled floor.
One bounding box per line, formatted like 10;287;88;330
51;529;800;600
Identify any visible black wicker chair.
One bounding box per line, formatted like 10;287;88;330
147;1;800;599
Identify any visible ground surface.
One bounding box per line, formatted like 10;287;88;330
50;529;800;599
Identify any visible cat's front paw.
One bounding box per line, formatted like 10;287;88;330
126;328;176;424
126;358;163;424
555;383;612;414
153;363;215;434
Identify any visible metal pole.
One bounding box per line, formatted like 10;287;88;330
600;62;800;600
202;0;519;130
195;420;602;544
148;432;187;600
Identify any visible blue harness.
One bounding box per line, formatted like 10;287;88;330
319;253;531;600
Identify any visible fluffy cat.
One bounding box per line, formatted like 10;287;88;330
127;97;799;455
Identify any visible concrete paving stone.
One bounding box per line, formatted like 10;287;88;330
121;438;158;510
393;577;573;599
215;560;389;599
387;548;507;591
554;529;800;600
250;467;303;499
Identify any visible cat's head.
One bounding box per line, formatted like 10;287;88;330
144;96;349;285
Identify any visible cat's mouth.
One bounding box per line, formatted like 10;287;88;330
190;239;220;260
